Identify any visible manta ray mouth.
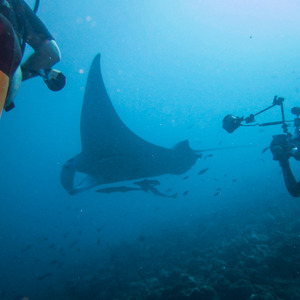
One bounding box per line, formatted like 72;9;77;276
73;173;99;194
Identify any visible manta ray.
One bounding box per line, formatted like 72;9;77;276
60;54;201;194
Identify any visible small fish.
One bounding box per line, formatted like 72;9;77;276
0;291;6;297
23;245;32;252
183;191;189;196
232;179;237;182
37;273;52;281
57;262;64;269
96;226;103;232
70;240;78;247
49;260;59;265
214;191;221;197
216;188;222;191
183;176;189;180
137;235;146;242
204;154;213;159
63;232;70;239
97;238;101;245
261;146;269;154
198;168;209;175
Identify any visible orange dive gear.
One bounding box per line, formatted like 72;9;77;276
0;71;9;118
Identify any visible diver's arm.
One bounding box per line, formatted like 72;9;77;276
21;40;61;81
19;0;61;80
279;159;300;197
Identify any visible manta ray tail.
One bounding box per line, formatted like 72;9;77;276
173;140;202;158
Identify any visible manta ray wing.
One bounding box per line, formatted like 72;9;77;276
80;54;169;158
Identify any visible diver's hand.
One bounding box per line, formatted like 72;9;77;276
40;69;66;91
270;134;290;161
271;145;287;161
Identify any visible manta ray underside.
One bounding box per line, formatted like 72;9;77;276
61;54;201;195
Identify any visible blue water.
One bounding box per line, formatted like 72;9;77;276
1;0;300;299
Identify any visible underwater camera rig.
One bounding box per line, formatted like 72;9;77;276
223;96;300;160
222;96;290;133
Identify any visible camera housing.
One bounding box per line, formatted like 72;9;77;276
222;115;243;133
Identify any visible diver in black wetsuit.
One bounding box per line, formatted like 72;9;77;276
0;0;65;114
270;108;300;197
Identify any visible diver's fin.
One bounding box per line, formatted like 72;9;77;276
4;102;15;112
172;140;192;152
0;70;9;118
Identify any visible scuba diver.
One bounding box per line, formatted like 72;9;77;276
270;107;300;197
223;97;300;197
0;0;65;116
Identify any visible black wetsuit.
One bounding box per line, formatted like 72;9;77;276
0;0;53;79
279;159;300;197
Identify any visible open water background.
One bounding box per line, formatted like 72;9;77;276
1;1;300;299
